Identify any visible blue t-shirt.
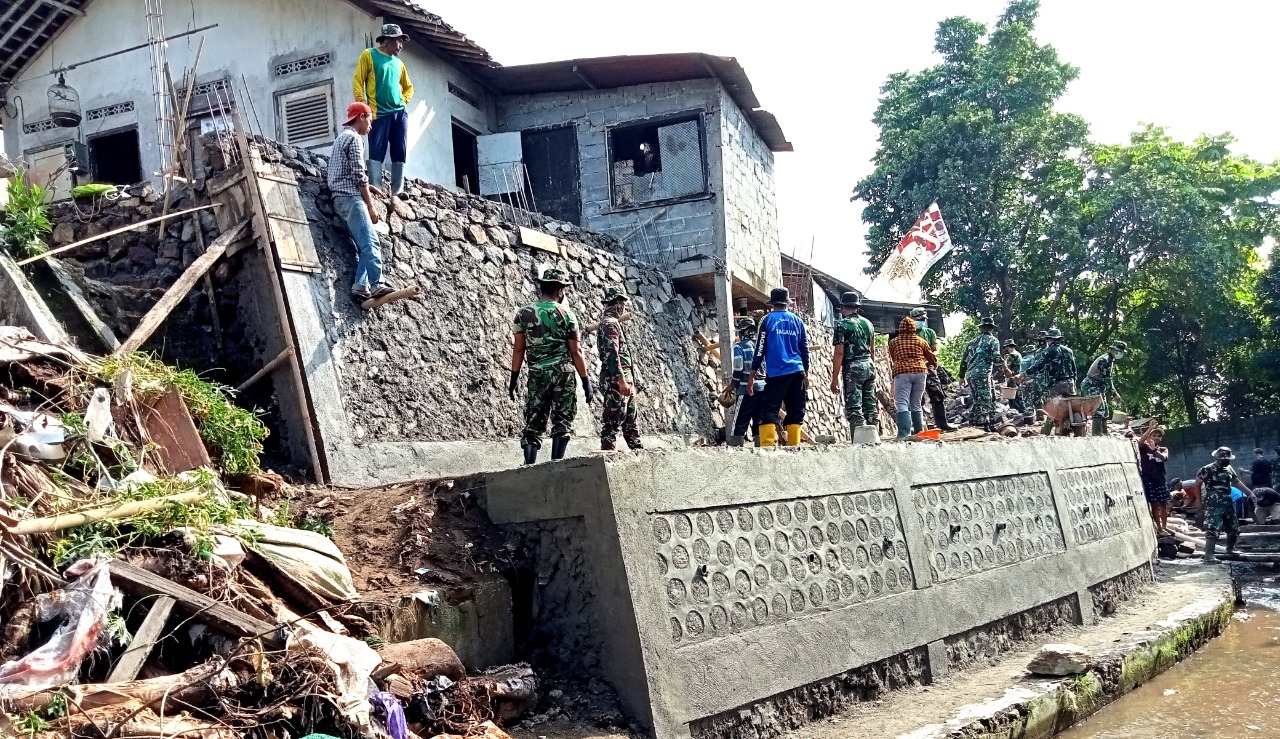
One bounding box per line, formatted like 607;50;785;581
752;310;809;379
732;339;766;395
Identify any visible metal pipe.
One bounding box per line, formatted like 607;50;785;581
20;24;220;80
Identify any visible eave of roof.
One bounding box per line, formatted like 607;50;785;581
480;53;793;153
0;0;91;86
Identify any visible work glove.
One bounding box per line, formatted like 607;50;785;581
508;370;520;401
582;375;595;404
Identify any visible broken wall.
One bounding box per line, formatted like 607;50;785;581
480;437;1157;738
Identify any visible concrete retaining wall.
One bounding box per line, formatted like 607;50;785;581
480;437;1157;738
1164;415;1280;483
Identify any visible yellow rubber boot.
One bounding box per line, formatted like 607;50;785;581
786;424;802;447
759;424;779;448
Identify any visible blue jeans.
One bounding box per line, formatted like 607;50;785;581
333;194;382;291
368;110;408;164
894;372;927;412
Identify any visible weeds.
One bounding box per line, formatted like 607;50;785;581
1;172;51;260
299;512;335;539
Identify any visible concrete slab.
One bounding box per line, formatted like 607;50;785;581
479;436;1158;738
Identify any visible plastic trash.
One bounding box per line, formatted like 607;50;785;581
369;690;408;739
83;387;114;442
235;521;358;602
287;623;382;731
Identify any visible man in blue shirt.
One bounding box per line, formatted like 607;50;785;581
748;287;810;447
726;317;766;447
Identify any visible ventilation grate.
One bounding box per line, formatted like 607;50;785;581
22;119;57;134
280;87;334;147
86;101;135;121
275;52;332;77
448;81;480;109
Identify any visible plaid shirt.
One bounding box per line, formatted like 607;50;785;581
327;126;368;197
888;317;936;376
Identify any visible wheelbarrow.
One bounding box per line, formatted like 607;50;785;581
1042;395;1104;437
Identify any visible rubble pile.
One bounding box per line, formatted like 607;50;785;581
0;327;537;738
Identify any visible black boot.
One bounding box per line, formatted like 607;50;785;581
551;436;570;460
1204;533;1219;562
1225;531;1239;555
601;437;616;451
624;434;644;450
522;443;538;465
931;400;957;431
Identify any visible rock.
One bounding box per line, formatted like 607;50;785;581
486;227;510;247
200;210;219;232
128;245;157;266
51;221;76;245
465;224;488;245
108;234;132;261
180;219;196;242
376;638;465;682
392;197;416;220
403;222;431;248
438;220;465;241
1027;643;1091;676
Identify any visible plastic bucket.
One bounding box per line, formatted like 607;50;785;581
917;429;941;440
1000;386;1018;400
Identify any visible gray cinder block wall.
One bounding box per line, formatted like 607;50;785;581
481;437;1157;738
1164;415;1280;482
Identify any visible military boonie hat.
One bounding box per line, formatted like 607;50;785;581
978;315;996;328
1036;330;1048;339
735;317;756;332
840;291;863;307
910;307;927;320
1044;327;1063;339
1214;446;1234;460
1111;340;1129;351
602;286;628;304
1002;339;1018;348
376;23;409;42
537;267;571;287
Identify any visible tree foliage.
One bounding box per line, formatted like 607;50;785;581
854;0;1280;425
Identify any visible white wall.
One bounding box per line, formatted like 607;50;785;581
0;0;494;198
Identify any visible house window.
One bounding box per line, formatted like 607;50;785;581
608;115;706;208
276;83;335;148
87;127;143;185
452;121;479;194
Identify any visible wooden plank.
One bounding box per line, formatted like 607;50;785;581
15;205;220;266
254;159;320;270
110;560;282;646
45;259;120;351
267;212;310;226
115;221;250;355
518;226;561;255
139;388;213;474
235;346;293;392
206;171;247;197
106;595;175;683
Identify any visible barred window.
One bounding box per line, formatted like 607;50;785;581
608;115;707;208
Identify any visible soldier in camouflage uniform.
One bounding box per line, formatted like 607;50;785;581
959;316;1002;429
597;286;642;451
911;307;955;431
1021;328;1077;435
1081;340;1127;436
1194;446;1254;561
1002;339;1025;413
509;268;595;465
830;292;877;437
1022;331;1049;416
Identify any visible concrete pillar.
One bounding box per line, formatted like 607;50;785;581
1076;588;1097;626
926;639;949;682
713;267;734;384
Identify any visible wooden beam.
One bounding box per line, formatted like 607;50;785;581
16;204;220;266
109;560;283;646
45;259;120;351
235;346;293;392
106;595;175;682
115;220;249;355
38;0;87;16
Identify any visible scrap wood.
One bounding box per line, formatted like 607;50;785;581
44;259;121;352
115;220;251;355
15;204;222;266
0;325;91;366
2;492;204;536
3;657;241;713
106;595;176;683
138;388;213;475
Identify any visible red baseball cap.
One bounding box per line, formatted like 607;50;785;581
344;102;373;125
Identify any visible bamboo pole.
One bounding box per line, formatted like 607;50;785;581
3;492;204;536
16;204;221;266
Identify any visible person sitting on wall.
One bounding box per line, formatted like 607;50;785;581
353;23;415;195
328;102;393;302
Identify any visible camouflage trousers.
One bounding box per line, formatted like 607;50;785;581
1023;376;1046;412
1203;491;1240;537
600;379;639;447
841;360;878;428
522;366;577;448
967;371;995;426
1080;377;1109;420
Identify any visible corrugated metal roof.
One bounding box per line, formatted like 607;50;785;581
350;0;497;70
480;53;793;153
0;0;91;85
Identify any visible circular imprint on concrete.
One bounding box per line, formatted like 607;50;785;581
731;602;748;630
671;617;683;642
1019;539;1033;557
789;557;807;582
886;568;899;591
807;554;823;575
856;546;870;568
932;566;941;583
772;593;789;618
857;495;870;513
758;506;775;529
840;546;856;570
810;526;825;548
753;597;769;624
926;512;937;530
843;496;858;516
985;502;996;519
1024;496;1036;514
791;590;807;612
870;544;884;565
755;533;772;558
792;528;811;551
826;578;840;602
775;504;792;526
856;519;870;541
842;521;857;543
870;572;884;595
711;572;731;598
950;506;962;524
717;541;735;567
771;559;787;582
972;523;985;541
1070;510;1079;525
675;514;693;539
774;532;790;555
735;570;753;597
926;489;939;506
737;508;755;532
841;574;856;598
896;540;908;560
994;479;1006;496
869;493;883;512
827;523;842;547
935;552;947;571
939;486;951;504
658;553;671;576
710;605;728;632
938;508;950;526
685;610;705;636
691;576;710;603
809;582;825;607
961;551;973;570
883;516;897;536
697;512;714;536
1035;538;1046;555
960;528;972;545
825;549;841;573
924;533;936;550
962;504;973;522
793;502;809;523
972;547;985;566
882;541;896;560
667;578;687;605
950;552;962;570
1036;476;1048;492
883;492;896;511
754;564;770;588
869;518;883;539
914;491;926;510
938;534;950;551
672;545;690;569
856;575;871;597
900;567;912;588
693;539;711;565
737;537;754;562
717;510;734;535
653;517;673;544
828;497;843;518
811;500;826;521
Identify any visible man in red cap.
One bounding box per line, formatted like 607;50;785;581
328;102;393;302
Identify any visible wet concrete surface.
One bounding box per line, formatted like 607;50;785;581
1061;575;1280;739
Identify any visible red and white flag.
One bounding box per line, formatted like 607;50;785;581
864;202;954;302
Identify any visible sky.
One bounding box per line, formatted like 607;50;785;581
433;0;1280;294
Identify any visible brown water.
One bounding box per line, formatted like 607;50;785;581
1060;586;1280;739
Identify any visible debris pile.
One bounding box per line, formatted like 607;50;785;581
0;327;536;738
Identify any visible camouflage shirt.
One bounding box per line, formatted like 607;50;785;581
834;316;875;366
916;324;938;351
1004;350;1023;375
960;333;1001;377
1087;353;1115;393
597;312;633;380
1025;343;1077;385
1198;463;1240;499
513;300;580;371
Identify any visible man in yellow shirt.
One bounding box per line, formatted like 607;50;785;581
353;24;415;194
